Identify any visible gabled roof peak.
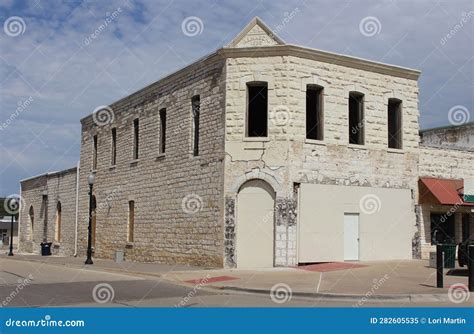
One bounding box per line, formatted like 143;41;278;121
226;16;285;48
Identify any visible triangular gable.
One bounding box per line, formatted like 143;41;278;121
226;17;285;48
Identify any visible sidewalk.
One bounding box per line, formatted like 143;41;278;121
3;254;472;303
160;260;473;302
1;252;204;276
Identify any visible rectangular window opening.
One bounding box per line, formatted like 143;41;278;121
127;200;135;243
92;135;98;170
192;96;200;156
111;128;117;165
349;92;365;145
247;82;268;137
133;119;139;160
159;109;166;154
388;98;402;149
306;85;324;140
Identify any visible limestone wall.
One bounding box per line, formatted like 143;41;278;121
77;57;227;266
223;55;420;266
419;145;474;179
420;123;473;151
19;168;78;256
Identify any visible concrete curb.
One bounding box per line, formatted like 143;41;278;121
3;256;470;304
0;256;188;278
210;286;456;303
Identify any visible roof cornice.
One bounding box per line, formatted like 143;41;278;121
81;44;420;124
219;45;420;80
20;166;78;184
420;121;474;133
80;51;224;124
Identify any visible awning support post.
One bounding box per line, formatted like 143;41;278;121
436;244;443;288
468;245;474;292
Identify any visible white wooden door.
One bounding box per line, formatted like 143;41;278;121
344;213;359;261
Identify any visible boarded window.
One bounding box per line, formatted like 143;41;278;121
348;92;365;145
111;128;117;165
29;206;34;241
41;195;48;241
159;109;166;154
54;201;61;242
133;119;139;160
127;200;134;243
192;95;200;156
388;98;402;149
306;85;324;140
92;135;98;170
247;82;268;137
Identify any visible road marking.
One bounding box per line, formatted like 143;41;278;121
1;270;29;279
316;272;323;293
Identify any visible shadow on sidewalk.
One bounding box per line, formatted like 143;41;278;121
446;269;468;277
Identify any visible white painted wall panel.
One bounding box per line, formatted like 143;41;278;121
298;184;414;262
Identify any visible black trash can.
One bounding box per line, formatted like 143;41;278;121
442;243;456;269
40;242;52;256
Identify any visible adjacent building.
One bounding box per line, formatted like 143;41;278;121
417;123;474;259
19;168;78;256
18;18;474;267
0;197;18;250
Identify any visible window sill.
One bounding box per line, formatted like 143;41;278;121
304;139;326;146
129;159;140;166
387;148;405;154
347;144;367;150
109;165;116;170
125;243;133;249
156;153;166;161
243;137;270;142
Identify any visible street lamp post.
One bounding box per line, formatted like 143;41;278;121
8;206;15;256
85;173;95;265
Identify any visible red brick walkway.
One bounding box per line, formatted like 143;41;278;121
296;262;367;272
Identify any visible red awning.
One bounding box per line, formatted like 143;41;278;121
419;177;474;206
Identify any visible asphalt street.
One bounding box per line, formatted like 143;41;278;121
0;258;467;307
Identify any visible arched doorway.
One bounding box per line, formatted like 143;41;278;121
28;206;34;241
236;179;275;268
54;201;61;242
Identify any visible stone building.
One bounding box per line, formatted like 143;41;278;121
417;123;474;259
0;197;19;249
420;122;473;150
18;18;473;267
19;167;78;256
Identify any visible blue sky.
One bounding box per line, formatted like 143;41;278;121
0;0;473;195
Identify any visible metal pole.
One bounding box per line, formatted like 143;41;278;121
436;244;443;288
8;215;14;256
85;184;93;265
468;245;474;292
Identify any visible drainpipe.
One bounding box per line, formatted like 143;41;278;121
73;160;80;257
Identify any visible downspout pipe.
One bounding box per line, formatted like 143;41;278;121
73;160;80;257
